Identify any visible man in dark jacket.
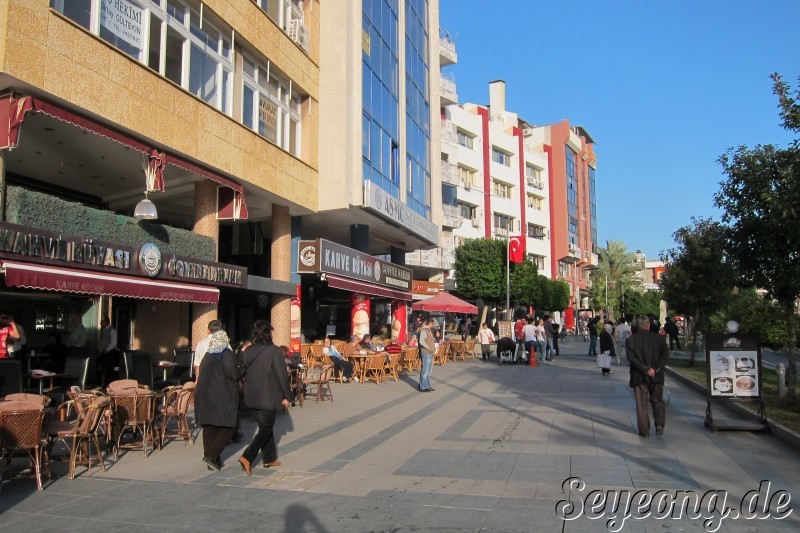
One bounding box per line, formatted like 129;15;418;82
664;317;681;350
587;316;601;356
626;315;669;437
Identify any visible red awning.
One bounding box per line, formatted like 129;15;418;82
410;292;478;313
325;274;412;301
1;261;219;304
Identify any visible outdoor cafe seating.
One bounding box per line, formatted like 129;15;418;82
0;400;51;492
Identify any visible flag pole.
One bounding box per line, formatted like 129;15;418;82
506;236;511;321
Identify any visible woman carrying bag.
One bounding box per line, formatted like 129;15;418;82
238;320;292;476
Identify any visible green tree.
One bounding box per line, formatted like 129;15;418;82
588;240;641;320
549;279;571;313
706;288;788;350
509;259;541;307
621;288;663;319
453;238;505;301
659;218;737;366
714;74;800;396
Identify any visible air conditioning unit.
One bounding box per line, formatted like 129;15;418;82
522;128;533;136
471;218;481;228
568;243;578;253
288;19;310;53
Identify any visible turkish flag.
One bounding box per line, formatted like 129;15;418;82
509;235;525;263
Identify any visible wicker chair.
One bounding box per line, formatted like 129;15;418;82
383;351;402;382
363;354;386;384
110;390;157;458
107;379;142;393
3;393;51;407
49;396;110;479
433;344;450;366
159;382;196;447
304;364;334;403
0;407;50;491
403;347;420;372
288;368;304;408
464;339;478;359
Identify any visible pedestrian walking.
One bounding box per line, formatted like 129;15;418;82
614;316;632;366
418;319;437;391
626;315;669;437
477;322;496;362
598;322;615;375
587;316;601;355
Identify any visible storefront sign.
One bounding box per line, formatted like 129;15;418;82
412;280;443;295
290;286;301;355
0;221;246;288
100;0;143;49
706;334;761;400
352;294;370;338
297;238;412;291
363;181;439;245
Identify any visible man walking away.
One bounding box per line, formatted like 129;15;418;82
418;319;436;392
664;317;681;351
587;315;601;356
543;315;556;360
626;315;668;437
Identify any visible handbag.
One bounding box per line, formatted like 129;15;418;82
597;352;612;368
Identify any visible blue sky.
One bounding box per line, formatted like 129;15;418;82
439;0;800;260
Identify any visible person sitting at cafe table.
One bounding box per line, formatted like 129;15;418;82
359;334;371;349
369;335;385;351
0;313;21;360
383;336;403;356
322;336;355;382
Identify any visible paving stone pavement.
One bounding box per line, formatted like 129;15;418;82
2;337;800;532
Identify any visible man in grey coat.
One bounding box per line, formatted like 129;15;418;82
626;315;669;437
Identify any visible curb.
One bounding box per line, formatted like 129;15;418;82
666;366;800;450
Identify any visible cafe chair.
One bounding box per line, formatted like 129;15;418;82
159;382;196;447
107;379;142;393
403;347;420;372
304;364;334;403
0;360;23;397
111;390;157;458
433;344;450;367
171;348;195;384
48;396;110;479
363;354;386;384
383;351;402;383
3;393;52;407
123;351;156;390
0;407;51;492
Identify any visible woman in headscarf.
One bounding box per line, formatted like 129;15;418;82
237;320;291;476
194;329;240;471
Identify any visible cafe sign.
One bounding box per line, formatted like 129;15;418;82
363;181;439;245
297;238;412;291
412;280;442;295
0;221;246;288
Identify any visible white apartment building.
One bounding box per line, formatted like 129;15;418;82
436;80;553;278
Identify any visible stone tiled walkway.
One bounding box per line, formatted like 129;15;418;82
2;337;800;532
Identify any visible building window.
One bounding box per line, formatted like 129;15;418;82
527;224;546;239
526;193;543;210
566;147;578;244
459;203;477;220
404;0;430;220
457;129;474;149
458;165;476;188
528;254;545;271
525;165;541;180
492;147;511;167
589;165;598;250
493;213;513;237
492;180;512;199
254;0;304;33
242;53;303;155
558;260;570;279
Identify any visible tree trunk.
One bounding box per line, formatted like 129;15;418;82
785;300;797;400
689;309;700;367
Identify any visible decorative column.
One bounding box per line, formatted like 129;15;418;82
271;204;292;347
192;180;219;348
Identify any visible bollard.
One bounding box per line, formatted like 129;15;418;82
778;363;786;399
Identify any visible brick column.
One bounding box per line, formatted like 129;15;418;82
192;180;219;348
271;204;292;347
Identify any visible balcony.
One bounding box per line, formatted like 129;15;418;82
442;204;462;228
441;161;460;186
526;176;543;189
439;37;458;66
441;119;458;145
440;74;458;106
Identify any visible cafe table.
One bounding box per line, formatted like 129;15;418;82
347;351;377;383
154;360;178;381
29;371;74;395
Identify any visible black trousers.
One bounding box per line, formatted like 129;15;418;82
202;425;234;462
332;358;354;379
241;409;279;465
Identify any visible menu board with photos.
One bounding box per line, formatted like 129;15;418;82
497;321;513;340
706;334;761;400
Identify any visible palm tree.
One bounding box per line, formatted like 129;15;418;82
589;240;642;320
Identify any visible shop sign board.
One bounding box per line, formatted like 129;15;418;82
412;280;443;295
362;181;439;245
100;0;144;49
706;334;762;400
0;221;246;288
297;238;412;291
